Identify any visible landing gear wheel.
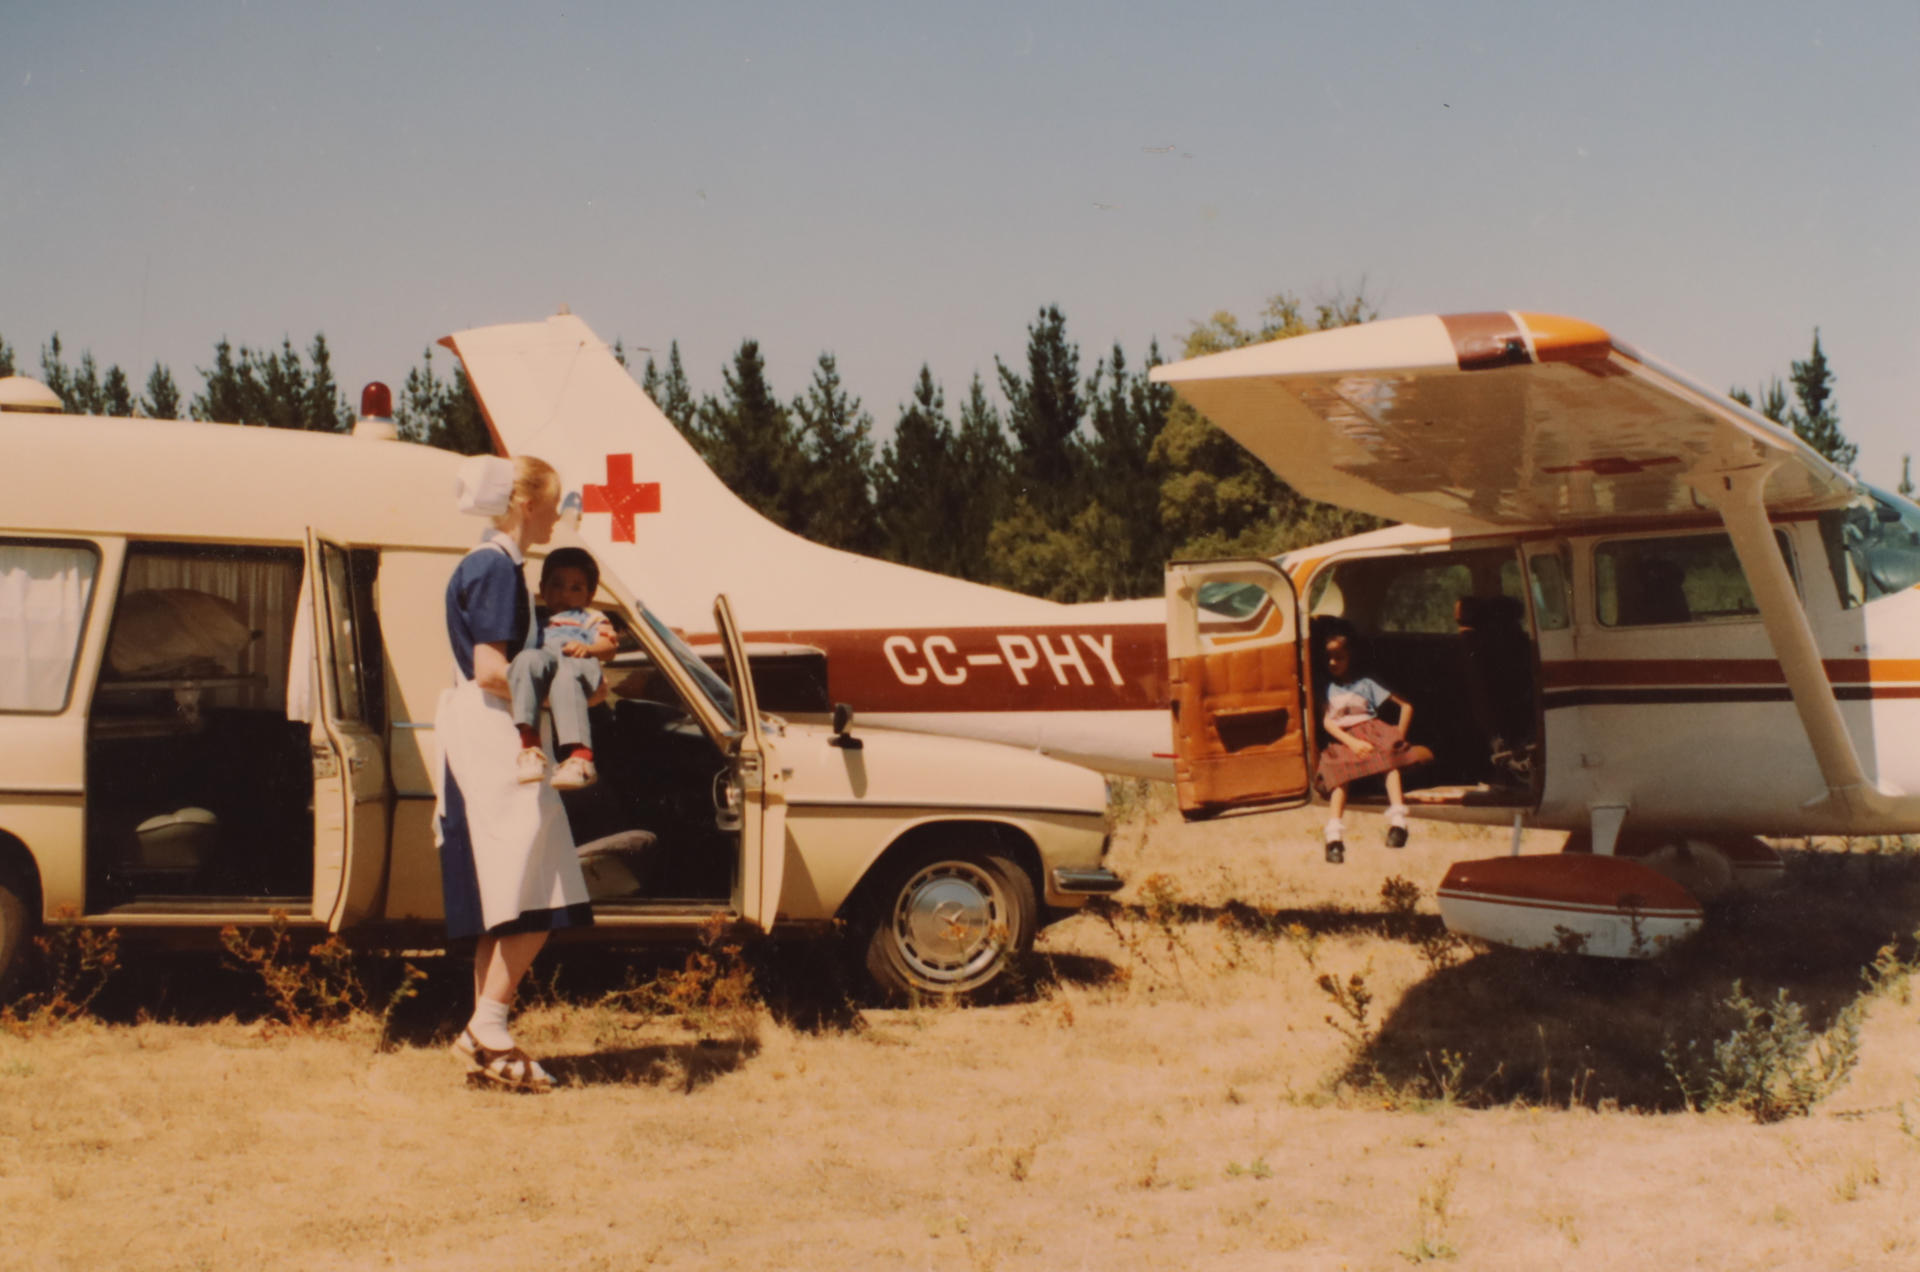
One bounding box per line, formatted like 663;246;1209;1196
860;844;1037;1002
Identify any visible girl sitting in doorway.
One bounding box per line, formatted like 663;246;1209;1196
1313;629;1432;864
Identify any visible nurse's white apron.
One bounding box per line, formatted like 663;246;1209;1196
431;540;589;937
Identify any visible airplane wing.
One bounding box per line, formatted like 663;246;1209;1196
1149;311;1858;533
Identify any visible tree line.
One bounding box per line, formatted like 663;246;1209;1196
0;303;1876;600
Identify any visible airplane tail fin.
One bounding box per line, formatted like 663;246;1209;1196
441;313;1060;629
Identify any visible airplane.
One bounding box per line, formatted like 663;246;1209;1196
441;309;1920;959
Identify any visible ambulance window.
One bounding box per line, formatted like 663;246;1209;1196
0;539;99;713
1818;487;1920;608
1595;530;1795;627
318;543;383;727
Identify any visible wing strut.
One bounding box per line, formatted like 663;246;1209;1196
1701;462;1897;818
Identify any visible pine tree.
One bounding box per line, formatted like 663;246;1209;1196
141;363;182;419
191;333;353;431
792;352;879;553
39;335;72;410
1899;456;1914;499
395;346;493;454
1083;340;1174;596
1729;379;1790;423
996;305;1085;517
303;333;351;432
0;334;14;376
642;341;698;436
695;340;803;526
953;372;1012;581
194;338;247;423
1788;329;1855;470
875;366;961;573
102;365;135;417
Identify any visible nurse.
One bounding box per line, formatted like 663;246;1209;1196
436;454;593;1092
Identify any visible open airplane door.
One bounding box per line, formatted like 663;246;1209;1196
1166;559;1311;818
304;530;390;931
716;594;788;932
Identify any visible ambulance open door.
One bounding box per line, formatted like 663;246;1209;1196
304;530;390;930
715;594;788;932
1166;559;1311;818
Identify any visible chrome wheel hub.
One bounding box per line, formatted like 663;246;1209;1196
892;860;1006;983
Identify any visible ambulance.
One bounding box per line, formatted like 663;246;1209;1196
0;379;1118;1000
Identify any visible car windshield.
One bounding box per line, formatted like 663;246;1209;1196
635;601;738;728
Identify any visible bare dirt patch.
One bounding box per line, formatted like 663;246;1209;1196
8;792;1920;1270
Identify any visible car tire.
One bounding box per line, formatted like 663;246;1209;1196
860;841;1037;1003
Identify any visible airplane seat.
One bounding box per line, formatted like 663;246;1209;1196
1455;595;1536;783
1620;556;1690;626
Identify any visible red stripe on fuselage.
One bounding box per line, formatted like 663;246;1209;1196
746;624;1169;712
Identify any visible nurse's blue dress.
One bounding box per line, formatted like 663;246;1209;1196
433;533;593;940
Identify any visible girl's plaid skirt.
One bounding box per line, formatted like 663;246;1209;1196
1313;719;1432;797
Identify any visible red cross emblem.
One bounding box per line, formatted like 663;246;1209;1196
582;454;661;542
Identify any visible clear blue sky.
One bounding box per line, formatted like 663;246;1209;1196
5;2;1915;483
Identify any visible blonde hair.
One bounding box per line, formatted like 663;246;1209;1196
492;455;561;528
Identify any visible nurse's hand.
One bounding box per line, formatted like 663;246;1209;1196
472;641;513;700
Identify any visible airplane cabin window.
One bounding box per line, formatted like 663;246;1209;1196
0;539;99;713
1527;551;1571;631
1594;530;1795;627
1819;487;1920;608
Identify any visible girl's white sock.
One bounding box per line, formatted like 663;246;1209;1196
1324;818;1345;843
1387;804;1409;829
467;995;513;1050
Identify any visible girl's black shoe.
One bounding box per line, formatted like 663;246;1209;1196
1386;826;1408;849
1325;840;1346;864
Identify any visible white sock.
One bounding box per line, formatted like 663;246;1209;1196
467;996;513;1050
1387;804;1409;829
1324;819;1345;844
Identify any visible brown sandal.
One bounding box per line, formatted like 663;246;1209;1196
453;1028;554;1093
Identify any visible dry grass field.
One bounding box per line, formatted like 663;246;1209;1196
8;788;1920;1271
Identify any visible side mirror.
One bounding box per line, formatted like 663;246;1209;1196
829;701;863;750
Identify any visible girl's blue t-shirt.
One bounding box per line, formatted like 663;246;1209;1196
1325;675;1390;724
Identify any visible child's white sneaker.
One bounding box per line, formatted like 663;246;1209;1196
551;754;597;790
515;747;550;784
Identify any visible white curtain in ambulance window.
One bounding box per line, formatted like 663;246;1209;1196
116;550;301;711
0;543;98;711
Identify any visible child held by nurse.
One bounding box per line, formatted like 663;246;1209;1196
1312;627;1432;864
510;546;618;790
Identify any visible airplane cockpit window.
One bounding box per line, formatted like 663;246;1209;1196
1595;530;1795;627
1819;486;1920;609
1196;580;1268;620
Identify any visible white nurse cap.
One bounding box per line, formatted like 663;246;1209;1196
454;455;515;517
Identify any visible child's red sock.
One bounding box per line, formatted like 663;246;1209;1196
517;725;540;749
